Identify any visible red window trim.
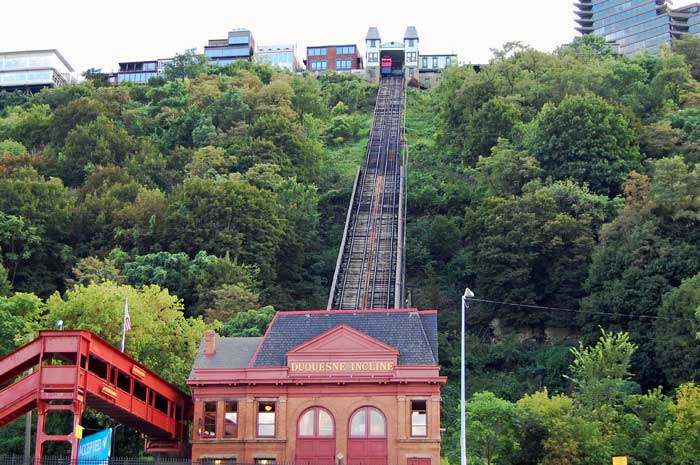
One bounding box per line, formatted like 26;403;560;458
201;401;218;440
223;400;239;438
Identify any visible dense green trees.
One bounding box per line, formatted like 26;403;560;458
2;39;700;461
446;331;700;465
407;40;700;461
655;274;700;386
0;60;377;312
464;181;616;328
46;282;206;387
529;95;641;195
0;59;387;456
0;172;73;295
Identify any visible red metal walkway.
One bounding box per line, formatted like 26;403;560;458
0;330;192;461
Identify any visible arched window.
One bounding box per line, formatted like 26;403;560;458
297;407;335;437
349;406;386;437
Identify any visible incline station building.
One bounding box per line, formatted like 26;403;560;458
187;308;446;465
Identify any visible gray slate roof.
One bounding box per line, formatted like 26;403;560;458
420;312;439;363
366;27;381;40
404;26;419;39
252;311;438;368
190;337;262;377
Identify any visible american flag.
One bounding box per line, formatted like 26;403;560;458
123;299;132;332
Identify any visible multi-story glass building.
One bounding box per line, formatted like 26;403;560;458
107;58;172;85
0;49;74;91
205;28;255;66
671;3;700;36
575;0;700;55
254;45;303;72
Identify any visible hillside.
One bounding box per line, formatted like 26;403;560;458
405;35;700;463
2;35;700;462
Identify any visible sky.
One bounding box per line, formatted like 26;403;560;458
2;0;698;74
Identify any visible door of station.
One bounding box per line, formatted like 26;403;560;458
296;407;335;465
347;407;388;465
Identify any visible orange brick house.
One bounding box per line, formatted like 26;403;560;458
187;308;446;465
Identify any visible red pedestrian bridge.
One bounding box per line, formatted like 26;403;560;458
0;330;192;462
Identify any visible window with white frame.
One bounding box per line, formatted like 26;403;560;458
411;400;427;436
257;401;276;437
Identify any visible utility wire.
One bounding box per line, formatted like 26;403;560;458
465;297;697;323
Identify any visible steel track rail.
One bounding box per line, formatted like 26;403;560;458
370;78;401;308
331;76;405;310
334;82;388;308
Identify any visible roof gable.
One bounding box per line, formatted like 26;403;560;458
287;324;399;357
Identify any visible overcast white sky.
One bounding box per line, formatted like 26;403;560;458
2;0;698;73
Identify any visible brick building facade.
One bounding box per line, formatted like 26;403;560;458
305;45;363;73
187;309;445;465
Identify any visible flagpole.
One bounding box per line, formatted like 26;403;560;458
120;298;128;352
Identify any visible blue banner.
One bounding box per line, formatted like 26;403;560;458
78;428;112;465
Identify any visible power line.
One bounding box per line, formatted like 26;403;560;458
465;297;696;323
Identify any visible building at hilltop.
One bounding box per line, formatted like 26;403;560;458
574;0;700;56
0;49;75;91
106;58;172;85
364;26;457;85
254;44;303;72
205;28;255;66
304;44;364;73
188;308;446;465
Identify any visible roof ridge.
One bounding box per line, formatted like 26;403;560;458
420;313;439;363
414;312;437;365
277;308;424;316
248;311;279;368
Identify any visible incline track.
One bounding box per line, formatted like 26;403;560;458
329;76;405;310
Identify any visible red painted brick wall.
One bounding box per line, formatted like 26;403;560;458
306;46;363;71
191;383;442;465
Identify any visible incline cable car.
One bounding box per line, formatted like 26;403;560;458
381;56;393;76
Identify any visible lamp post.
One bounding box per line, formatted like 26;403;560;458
461;288;474;465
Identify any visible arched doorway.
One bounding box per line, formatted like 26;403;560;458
296;407;335;465
347;406;388;465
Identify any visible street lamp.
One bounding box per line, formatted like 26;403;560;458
461;287;474;465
